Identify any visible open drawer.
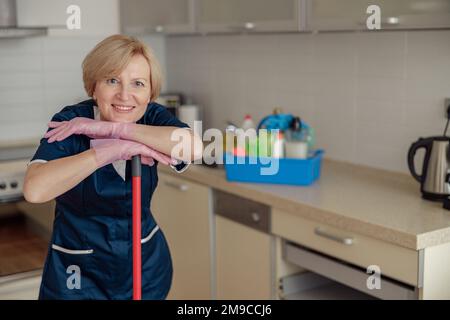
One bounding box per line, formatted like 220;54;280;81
279;272;377;300
272;208;419;286
282;241;418;300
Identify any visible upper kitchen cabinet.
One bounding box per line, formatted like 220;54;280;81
120;0;196;35
197;0;305;33
307;0;450;31
16;0;120;36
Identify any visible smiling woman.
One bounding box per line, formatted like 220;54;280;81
82;34;162;123
94;55;151;121
22;34;203;300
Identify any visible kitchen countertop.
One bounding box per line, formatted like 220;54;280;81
6;137;450;251
0;138;40;149
159;160;450;251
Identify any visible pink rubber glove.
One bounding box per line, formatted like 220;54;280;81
90;139;177;168
45;117;134;143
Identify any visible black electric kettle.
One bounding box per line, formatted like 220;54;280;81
407;136;450;201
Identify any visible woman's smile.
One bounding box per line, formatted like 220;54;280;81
94;54;151;122
111;103;136;113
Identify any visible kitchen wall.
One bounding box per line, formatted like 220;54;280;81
166;30;450;173
1;28;448;174
0;35;167;143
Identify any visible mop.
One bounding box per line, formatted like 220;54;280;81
131;155;141;300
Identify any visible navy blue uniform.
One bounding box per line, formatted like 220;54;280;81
30;99;189;300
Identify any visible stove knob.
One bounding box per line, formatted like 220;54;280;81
0;182;6;190
10;181;18;189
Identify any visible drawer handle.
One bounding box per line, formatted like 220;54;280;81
251;212;260;222
164;181;189;191
228;22;256;31
314;227;354;245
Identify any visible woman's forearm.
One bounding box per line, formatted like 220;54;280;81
130;124;203;163
23;149;98;203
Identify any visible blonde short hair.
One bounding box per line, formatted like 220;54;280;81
82;34;162;102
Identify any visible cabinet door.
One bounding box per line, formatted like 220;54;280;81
16;0;119;36
197;0;303;33
0;272;42;300
120;0;196;35
215;215;274;299
17;0;70;27
151;172;212;299
307;0;450;31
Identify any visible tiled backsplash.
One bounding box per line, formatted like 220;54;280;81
166;30;450;173
1;30;449;174
0;35;166;143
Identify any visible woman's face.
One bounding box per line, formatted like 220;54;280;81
93;54;151;123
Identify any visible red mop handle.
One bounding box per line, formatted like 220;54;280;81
132;155;142;300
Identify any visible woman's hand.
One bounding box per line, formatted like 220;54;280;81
44;117;133;142
90;139;178;168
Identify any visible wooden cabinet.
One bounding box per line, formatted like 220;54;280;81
272;208;423;299
151;172;212;299
215;215;274;299
16;0;120;36
272;208;419;287
0;271;42;300
420;241;450;299
120;0;196;35
197;0;304;33
151;169;450;299
17;0;68;28
213;190;275;299
119;0;450;36
307;0;450;31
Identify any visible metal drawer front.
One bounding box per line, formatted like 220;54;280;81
283;241;417;300
213;190;271;233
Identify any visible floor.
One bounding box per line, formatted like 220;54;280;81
0;214;48;277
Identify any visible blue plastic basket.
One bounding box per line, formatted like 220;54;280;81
224;150;324;186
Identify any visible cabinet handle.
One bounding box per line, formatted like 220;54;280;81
244;22;255;30
314;227;354;245
164;181;189;191
228;22;256;32
251;212;260;222
357;17;400;27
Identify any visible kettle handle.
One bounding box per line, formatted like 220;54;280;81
407;138;431;183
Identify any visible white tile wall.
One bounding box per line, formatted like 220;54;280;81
0;35;167;142
166;30;450;173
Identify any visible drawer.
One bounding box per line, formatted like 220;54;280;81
279;271;377;300
272;208;419;286
158;172;195;192
214;190;271;233
282;241;417;300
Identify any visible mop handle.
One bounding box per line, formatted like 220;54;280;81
132;155;142;300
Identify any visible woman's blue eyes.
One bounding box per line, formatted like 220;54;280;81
106;78;119;85
106;79;145;87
